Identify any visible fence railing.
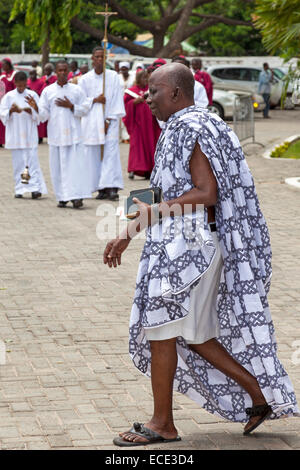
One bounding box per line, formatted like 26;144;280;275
233;95;255;142
233;95;264;153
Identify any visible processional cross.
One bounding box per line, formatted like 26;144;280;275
95;4;118;160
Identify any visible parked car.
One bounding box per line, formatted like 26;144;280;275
208;86;264;120
206;65;294;109
13;63;33;76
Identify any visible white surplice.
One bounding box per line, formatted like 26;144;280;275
194;80;209;108
78;69;125;193
38;82;92;201
119;73;134;141
0;88;47;195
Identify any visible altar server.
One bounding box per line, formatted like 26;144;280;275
38;61;91;208
0;71;47;198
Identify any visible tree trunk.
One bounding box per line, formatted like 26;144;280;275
41;31;50;70
70;17;155;57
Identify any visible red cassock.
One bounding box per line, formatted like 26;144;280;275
123;85;161;177
0;70;16;145
37;74;57;139
27;77;45;96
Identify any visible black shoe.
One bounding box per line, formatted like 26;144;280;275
57;200;68;208
95;189;108;200
39;138;43;144
107;188;119;201
128;172;134;180
31;192;42;199
15;194;23;198
72;199;83;209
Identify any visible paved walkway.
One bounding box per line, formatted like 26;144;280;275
0;108;299;450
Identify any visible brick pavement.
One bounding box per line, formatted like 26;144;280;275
0;108;299;450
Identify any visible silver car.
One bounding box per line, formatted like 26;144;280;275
206;65;292;109
209;86;264;120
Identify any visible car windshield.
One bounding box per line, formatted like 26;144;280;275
273;68;285;79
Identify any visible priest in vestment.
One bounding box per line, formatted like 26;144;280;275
78;46;125;201
38;61;91;208
123;70;161;180
0;71;47;198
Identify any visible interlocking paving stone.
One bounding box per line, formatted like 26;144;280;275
0;109;299;449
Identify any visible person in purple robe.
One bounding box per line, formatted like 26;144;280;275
123;70;161;180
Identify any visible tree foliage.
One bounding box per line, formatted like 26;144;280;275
189;0;265;56
254;0;300;59
70;0;258;57
3;0;268;58
10;0;81;54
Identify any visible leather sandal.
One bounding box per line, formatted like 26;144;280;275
113;422;181;447
243;404;272;435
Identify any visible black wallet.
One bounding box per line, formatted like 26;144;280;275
125;187;162;219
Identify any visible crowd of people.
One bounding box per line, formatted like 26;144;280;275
0;53;298;447
0;53;212;208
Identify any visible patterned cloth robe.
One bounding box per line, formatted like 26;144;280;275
129;105;299;422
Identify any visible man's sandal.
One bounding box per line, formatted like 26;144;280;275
243;404;272;435
113;422;182;447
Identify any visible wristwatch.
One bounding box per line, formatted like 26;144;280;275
105;118;111;125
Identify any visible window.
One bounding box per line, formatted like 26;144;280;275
249;69;261;82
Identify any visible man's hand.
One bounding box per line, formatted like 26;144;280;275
93;94;106;105
126;198;151;237
55;96;74;111
9;103;21;115
25;95;38;112
103;237;131;268
23;107;32;114
133;96;144;105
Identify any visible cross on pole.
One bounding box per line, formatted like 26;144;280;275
95;4;117;160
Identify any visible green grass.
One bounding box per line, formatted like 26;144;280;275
280;140;300;159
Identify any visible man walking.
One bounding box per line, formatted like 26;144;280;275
78;46;125;201
38;60;91;208
103;63;298;446
259;62;273;119
0;71;47;199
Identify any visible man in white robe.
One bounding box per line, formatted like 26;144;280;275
118;61;134;143
0;71;47;198
38;61;92;208
78;46;125;201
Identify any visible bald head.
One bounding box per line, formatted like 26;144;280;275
147;63;195;121
151;63;195;101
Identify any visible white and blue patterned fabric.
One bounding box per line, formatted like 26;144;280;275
129;105;299;422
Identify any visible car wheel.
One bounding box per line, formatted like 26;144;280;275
208;102;224;119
